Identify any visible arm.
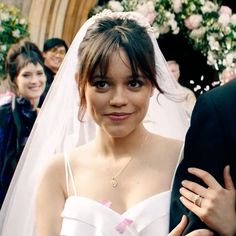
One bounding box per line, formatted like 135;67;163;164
170;90;234;234
35;153;66;236
169;215;213;236
180;166;236;236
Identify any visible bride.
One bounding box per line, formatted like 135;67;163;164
0;10;233;236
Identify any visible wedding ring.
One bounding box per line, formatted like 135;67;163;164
193;194;202;207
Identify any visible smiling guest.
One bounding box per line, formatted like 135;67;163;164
0;41;47;208
43;38;68;87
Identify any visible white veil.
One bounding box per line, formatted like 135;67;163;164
0;10;189;236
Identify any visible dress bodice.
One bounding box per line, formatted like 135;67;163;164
60;191;171;236
60;149;183;236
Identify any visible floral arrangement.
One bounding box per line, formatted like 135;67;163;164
0;3;29;79
91;0;236;74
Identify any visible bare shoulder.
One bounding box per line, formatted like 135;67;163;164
150;133;183;159
42;141;94;175
38;152;65;183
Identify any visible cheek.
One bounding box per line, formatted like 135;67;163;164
40;75;47;85
85;91;107;117
14;77;25;91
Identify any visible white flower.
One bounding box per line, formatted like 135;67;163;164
0;45;7;51
171;0;182;13
136;1;156;24
218;14;230;27
168;14;179;33
0;12;10;21
223;26;231;34
190;2;196;11
92;0;236;75
201;1;218;14
231;14;236;25
190;27;206;39
224;52;236;67
225;39;232;50
108;1;124;12
208;36;220;51
199;0;206;5
12;29;20;38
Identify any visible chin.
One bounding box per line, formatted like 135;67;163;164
26;92;43;100
105;127;134;138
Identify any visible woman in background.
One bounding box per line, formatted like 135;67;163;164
0;41;46;207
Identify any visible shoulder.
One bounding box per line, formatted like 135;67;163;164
200;79;236;102
39;152;65;183
195;80;236;114
41;144;92;178
151;133;183;159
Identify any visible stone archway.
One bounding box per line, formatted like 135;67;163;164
28;0;96;48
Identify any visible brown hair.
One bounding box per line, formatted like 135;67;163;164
6;40;45;83
76;17;161;120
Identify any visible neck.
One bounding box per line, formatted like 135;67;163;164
95;126;150;159
29;98;40;110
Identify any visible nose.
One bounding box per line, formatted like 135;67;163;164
30;74;40;84
109;86;128;107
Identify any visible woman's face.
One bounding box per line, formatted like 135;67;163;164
85;49;153;138
14;62;46;100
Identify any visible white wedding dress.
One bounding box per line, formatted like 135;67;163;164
60;151;182;236
61;192;171;236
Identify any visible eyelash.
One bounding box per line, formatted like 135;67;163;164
128;79;144;88
22;72;44;77
92;80;108;89
92;79;144;89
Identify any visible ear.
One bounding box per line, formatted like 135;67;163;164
42;52;47;59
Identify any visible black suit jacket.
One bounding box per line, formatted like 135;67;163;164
169;79;236;234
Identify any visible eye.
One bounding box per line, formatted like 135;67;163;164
93;80;109;89
22;73;31;78
37;71;44;76
128;79;143;88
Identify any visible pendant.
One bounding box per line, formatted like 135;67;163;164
111;177;118;188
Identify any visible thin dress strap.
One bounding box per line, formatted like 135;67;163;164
64;152;77;196
170;144;184;190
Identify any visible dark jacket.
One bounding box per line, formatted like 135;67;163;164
169;79;236;234
0;96;37;207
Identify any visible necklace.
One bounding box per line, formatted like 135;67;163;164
109;133;149;188
110;156;133;188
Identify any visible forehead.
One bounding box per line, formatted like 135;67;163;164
168;63;178;70
94;48;131;74
49;45;66;52
19;62;44;72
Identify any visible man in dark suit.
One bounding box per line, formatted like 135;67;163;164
169;79;236;235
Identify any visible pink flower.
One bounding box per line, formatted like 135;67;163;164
115;218;133;234
184;15;202;30
219;6;232;16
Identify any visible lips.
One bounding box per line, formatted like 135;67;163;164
28;86;42;92
28;86;42;91
105;112;132;121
